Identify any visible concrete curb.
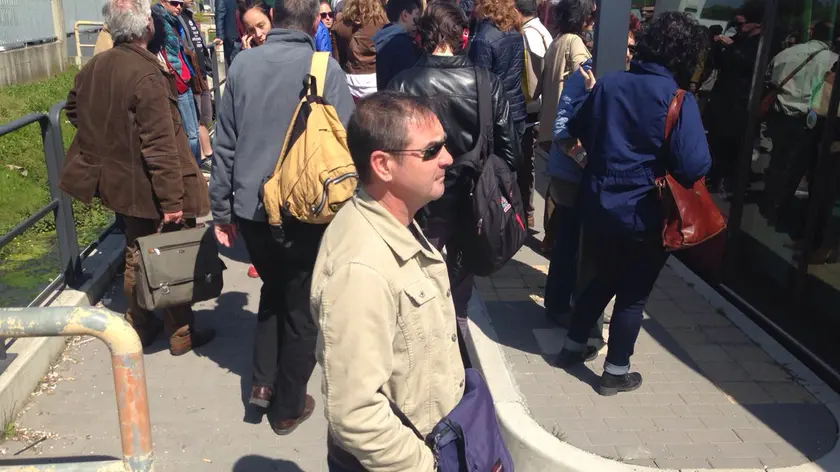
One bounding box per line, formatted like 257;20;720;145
466;256;840;471
0;232;124;427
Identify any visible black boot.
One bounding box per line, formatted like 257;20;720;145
554;346;598;368
599;372;643;396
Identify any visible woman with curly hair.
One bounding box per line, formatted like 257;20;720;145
333;0;388;99
468;0;527;138
553;12;712;396
388;1;521;349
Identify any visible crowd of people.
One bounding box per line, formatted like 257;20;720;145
59;0;809;468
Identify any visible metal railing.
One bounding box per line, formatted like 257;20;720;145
0;307;153;472
0;102;82;289
209;45;227;109
0;102;88;362
73;20;104;66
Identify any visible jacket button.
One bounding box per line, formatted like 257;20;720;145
446;289;451;298
451;334;457;342
459;380;464;388
419;291;425;298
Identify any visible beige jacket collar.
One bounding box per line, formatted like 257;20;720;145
355;190;442;264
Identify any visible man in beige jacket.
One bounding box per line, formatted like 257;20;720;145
310;91;465;471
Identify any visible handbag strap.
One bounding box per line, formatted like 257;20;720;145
664;89;686;141
381;392;425;442
160;51;191;91
776;47;827;89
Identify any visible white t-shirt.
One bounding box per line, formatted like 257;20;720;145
523;17;553;58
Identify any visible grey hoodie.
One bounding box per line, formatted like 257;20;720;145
210;29;355;225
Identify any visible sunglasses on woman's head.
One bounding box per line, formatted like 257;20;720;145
320;12;335;19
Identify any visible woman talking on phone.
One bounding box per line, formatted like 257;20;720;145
239;1;273;50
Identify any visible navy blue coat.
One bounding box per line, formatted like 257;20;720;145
468;19;527;125
215;0;238;43
569;60;712;239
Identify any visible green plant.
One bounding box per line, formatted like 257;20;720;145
1;421;16;441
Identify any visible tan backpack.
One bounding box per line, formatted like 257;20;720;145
262;52;358;229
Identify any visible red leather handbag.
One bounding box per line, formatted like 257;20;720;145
657;89;726;251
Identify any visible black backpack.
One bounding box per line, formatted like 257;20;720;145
457;69;527;277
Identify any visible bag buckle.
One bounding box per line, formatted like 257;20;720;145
159;283;170;295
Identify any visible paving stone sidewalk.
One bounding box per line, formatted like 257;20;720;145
476;179;839;469
7;245;328;472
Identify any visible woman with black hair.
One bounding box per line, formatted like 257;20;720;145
238;0;273;50
553;12;712;396
388;2;521;355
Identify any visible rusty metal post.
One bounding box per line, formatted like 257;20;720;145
0;307;153;472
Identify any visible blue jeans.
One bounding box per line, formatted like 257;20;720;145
565;229;667;374
544;202;580;315
176;89;200;163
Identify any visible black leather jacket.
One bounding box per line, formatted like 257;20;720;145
388;54;522;221
389;54;521;170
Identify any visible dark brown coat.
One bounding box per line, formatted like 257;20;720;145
332;15;384;75
60;43;209;220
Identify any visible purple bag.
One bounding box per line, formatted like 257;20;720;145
395;368;514;472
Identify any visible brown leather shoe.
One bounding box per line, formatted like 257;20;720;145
169;327;216;356
270;394;315;436
249;385;273;408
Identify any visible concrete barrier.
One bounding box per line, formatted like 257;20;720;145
0;232;124;427
0;41;68;87
465;272;840;472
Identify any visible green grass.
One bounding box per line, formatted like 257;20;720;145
0;67;113;306
1;420;16;440
0;67;78;234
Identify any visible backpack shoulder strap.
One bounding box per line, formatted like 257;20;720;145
776;47;827;89
309;51;330;97
475;68;494;155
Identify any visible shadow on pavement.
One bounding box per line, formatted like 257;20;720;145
474;256;839;462
218;239;252;264
192;290;266;424
232;455;306;471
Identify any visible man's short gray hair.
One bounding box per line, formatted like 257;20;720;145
105;0;152;44
274;0;320;33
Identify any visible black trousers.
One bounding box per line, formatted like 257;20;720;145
238;218;319;421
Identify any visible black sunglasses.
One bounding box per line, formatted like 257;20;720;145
384;139;447;161
168;1;184;6
320;12;335;19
